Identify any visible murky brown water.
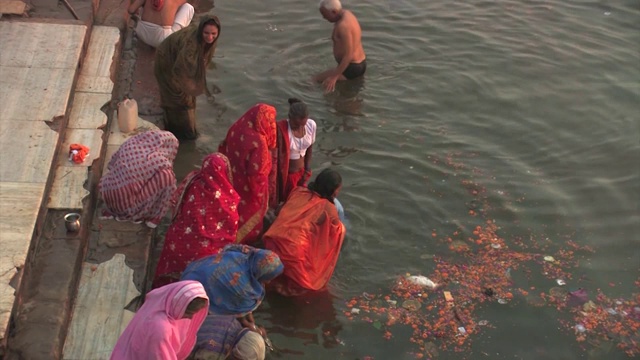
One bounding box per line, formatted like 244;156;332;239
167;0;640;358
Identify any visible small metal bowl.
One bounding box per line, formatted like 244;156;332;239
64;213;81;232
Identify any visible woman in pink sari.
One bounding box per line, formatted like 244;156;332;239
110;280;209;360
152;153;240;288
99;130;179;228
218;104;277;244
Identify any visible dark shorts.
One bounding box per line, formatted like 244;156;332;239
342;60;367;80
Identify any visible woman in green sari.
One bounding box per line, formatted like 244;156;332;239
154;15;221;140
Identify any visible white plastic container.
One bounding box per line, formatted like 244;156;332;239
117;98;138;133
406;275;438;289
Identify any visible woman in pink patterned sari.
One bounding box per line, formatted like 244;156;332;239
218;104;277;245
152;153;240;288
99;130;178;228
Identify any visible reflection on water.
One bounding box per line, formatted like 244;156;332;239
181;0;640;358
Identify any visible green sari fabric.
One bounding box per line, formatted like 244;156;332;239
154;15;220;140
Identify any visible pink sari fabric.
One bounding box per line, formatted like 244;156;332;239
99;130;179;226
111;281;209;360
153;153;240;288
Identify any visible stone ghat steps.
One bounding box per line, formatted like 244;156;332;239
0;21;150;358
62;114;161;359
0;20;88;357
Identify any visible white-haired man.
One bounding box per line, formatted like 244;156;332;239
313;0;366;92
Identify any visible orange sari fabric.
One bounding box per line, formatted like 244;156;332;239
263;187;345;296
218;104;277;244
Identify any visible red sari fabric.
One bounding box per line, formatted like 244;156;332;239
153;153;240;288
218;104;277;244
263;187;345;296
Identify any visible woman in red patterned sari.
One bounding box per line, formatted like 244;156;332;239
152;153;240;288
218;103;277;245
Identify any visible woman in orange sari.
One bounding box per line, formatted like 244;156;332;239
263;168;345;296
152;153;240;288
218;104;277;244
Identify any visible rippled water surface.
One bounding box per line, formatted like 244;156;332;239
177;0;639;358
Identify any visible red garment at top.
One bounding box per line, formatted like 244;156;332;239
263;187;345;296
218;103;277;245
153;153;240;288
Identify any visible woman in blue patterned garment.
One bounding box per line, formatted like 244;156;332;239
180;244;283;329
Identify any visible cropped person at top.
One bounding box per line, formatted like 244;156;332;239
271;98;316;207
99;130;178;228
263;169;346;296
218;104;277;244
155;15;221;140
191;315;266;360
152;153;240;288
180;244;283;328
110;281;209;360
127;0;195;48
313;0;366;93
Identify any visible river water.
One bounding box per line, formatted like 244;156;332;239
173;0;639;358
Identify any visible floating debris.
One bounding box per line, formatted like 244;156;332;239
583;301;597;312
406;275;438;289
567;288;589;307
402;299;422;312
550;287;569;298
450;240;470;251
341;159;638;357
362;292;374;300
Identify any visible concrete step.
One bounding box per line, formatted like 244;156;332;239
0;21;87;355
1;22;123;359
62;254;139;360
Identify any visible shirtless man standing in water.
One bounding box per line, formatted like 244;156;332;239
313;0;366;93
128;0;194;48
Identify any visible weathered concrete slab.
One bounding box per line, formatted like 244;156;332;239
48;167;89;210
0;0;26;15
0;22;86;69
58;128;104;168
0;120;59;183
68;92;111;129
0;67;78;122
63;254;139;360
76;26;120;94
0;182;45;344
0;21;87;354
